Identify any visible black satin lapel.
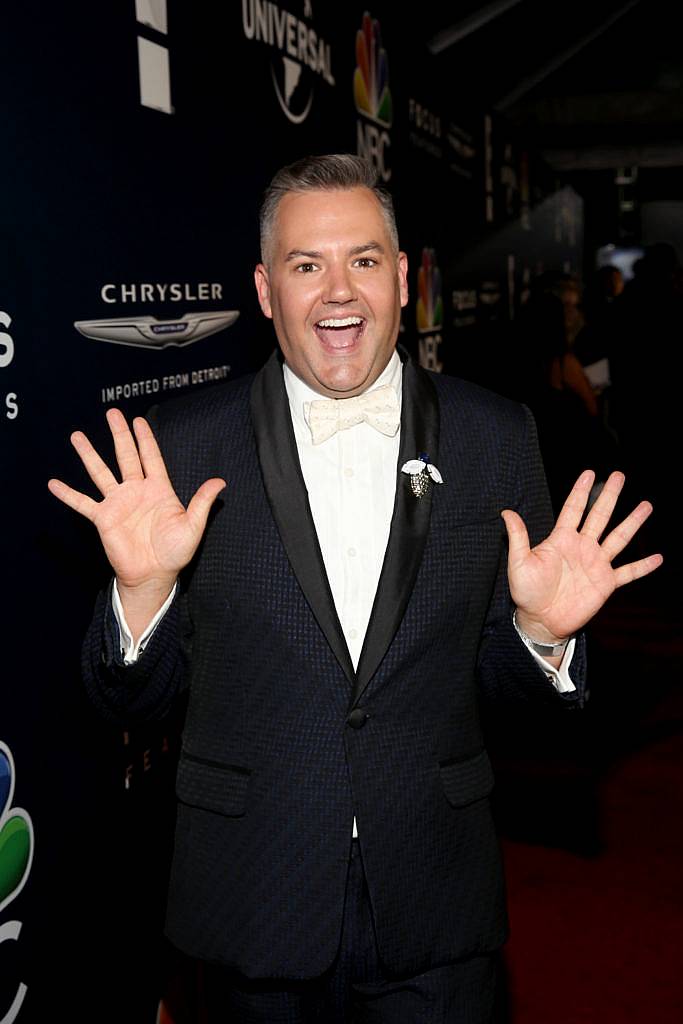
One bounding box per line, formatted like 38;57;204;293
250;351;355;684
351;357;439;706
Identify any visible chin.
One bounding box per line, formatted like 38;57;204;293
321;370;370;396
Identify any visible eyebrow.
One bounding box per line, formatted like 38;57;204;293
283;241;387;262
350;242;386;256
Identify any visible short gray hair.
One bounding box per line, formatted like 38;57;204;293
259;154;399;266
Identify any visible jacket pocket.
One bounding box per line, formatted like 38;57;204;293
439;749;495;808
176;753;251;817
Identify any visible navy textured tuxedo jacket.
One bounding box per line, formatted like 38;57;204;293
83;349;586;979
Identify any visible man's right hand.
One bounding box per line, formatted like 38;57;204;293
48;407;226;641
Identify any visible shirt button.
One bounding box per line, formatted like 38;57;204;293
347;547;357;557
348;628;358;639
344;467;354;477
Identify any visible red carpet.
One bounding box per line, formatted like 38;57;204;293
501;593;683;1022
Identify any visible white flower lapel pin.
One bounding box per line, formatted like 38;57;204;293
401;452;443;498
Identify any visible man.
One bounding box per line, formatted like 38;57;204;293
49;155;661;1023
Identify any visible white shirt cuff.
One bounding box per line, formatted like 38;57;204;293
111;579;177;665
513;615;577;694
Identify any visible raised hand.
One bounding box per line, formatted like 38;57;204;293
501;470;663;646
48;408;226;637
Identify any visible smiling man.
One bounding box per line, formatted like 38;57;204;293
50;154;661;1023
254;183;407;398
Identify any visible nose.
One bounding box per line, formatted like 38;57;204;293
323;262;356;304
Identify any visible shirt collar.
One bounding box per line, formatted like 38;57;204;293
283;350;403;439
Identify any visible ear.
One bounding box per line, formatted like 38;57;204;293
254;264;273;319
397;251;409;308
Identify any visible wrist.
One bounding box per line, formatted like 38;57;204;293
115;576;177;647
116;574;177;600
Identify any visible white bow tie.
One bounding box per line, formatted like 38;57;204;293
306;384;401;445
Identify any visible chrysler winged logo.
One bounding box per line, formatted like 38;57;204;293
74;310;240;350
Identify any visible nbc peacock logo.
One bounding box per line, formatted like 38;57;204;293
0;744;33;917
0;741;34;1024
353;11;392;128
416;248;443;334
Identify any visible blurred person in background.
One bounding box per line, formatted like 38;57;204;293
516;283;602;512
610;243;682;594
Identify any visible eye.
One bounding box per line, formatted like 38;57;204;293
354;257;377;268
295;262;318;273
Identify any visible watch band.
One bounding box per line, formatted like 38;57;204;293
513;610;571;657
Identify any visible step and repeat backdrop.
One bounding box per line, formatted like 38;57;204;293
1;3;581;1020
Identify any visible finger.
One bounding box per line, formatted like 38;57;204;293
70;430;119;496
581;471;625;540
555;470;595;531
601;500;653;561
186;478;227;533
47;478;99;521
614;552;664;588
500;509;531;565
133;417;170;480
106;407;144;481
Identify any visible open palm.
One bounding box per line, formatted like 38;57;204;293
48;408;226;592
502;470;663;642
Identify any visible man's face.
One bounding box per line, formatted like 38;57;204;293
254;187;408;398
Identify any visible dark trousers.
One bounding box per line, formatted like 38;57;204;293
203;839;498;1023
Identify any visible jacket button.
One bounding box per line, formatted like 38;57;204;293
347;708;370;729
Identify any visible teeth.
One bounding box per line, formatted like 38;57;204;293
316;317;363;328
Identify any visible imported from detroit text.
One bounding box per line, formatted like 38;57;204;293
100;364;230;403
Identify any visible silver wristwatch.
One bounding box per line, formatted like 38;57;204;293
513;610;571;657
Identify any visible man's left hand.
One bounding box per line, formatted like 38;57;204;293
501;470;663;645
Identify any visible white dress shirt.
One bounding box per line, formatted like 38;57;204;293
283;352;403;671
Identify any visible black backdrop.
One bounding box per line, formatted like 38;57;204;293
0;4;581;1021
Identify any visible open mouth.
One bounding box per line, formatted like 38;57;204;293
314;315;366;349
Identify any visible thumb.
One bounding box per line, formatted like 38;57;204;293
186;477;227;533
501;509;531;567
